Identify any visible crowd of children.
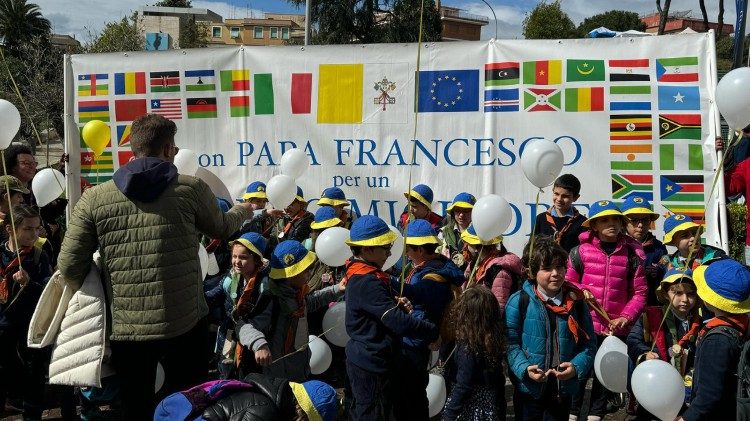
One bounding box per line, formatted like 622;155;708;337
4;169;750;421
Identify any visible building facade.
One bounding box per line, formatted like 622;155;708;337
206;17;304;46
137;6;223;49
440;6;488;41
641;12;734;35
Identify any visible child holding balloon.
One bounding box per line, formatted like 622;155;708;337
565;201;647;421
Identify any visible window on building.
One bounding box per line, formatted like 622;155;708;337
212;26;221;38
230;27;240;38
270;27;278;39
254;26;263;38
282;27;290;40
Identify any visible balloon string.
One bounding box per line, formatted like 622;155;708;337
527;188;542;261
398;0;427;298
0;48;43;147
1;149;25;311
269;325;337;366
464;247;485;289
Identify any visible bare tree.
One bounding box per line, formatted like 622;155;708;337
718;0;725;36
656;0;672;34
698;0;709;31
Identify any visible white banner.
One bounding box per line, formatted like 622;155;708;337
64;33;721;252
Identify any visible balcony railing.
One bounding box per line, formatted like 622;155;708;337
440;8;489;23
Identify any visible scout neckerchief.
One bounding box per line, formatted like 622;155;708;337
0;246;33;304
282;210;307;236
545;207;580;245
664;309;702;375
698;314;750;343
474;247;501;284
534;283;589;343
345;259;391;287
233;268;260;367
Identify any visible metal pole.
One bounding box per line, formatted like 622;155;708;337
304;0;311;45
479;0;498;39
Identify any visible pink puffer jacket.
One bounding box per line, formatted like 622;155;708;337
565;231;647;336
464;251;524;312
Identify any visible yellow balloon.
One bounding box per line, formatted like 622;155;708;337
81;120;110;158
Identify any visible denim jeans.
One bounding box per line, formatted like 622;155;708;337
347;360;390;421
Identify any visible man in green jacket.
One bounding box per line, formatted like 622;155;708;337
58;114;253;420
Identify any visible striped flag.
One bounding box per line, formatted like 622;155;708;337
656;57;699;83
114;72;146;95
186;98;217;119
291;73;312;114
659;143;703;170
609;85;652;111
660;175;704;202
150;98;182;120
659;114;701;140
612;173;654;201
220;69;250;91
230;96;250;117
564;87;604;112
254;73;274;115
610;114;652;140
484;88;519;112
485;62;519;86
610;143;653;170
77;74;108;97
80;151;114;175
118;150;135;166
522;60;562;85
185;70;216;91
78;100;110;123
608;59;650;82
663;204;705;224
149;71;180;93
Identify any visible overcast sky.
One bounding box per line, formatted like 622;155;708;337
36;0;740;42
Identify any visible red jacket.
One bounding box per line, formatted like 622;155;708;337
726;158;750;245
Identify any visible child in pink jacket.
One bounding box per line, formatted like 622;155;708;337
565;200;647;421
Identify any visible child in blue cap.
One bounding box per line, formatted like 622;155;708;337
238;181;281;240
438;192;476;270
344;215;439;420
318;186;356;229
658;214;726;272
236;240;344;382
621;195;668;306
679;258;750;421
397;184;443;231
390;219;465;419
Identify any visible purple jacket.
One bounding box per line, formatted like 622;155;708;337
566;231;647;336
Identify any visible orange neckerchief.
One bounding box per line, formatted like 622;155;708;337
698;314;750;342
545;207;580;245
345;260;391;286
469;247;501;284
534;283;589;344
234;269;260;319
676;313;703;349
282;284;310;354
0;246;33;304
283;210;306;235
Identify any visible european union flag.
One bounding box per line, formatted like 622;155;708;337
417;70;479;112
657;86;700;111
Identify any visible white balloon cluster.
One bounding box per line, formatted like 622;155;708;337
267;148;309;209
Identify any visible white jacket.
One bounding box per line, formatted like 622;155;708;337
27;262;109;387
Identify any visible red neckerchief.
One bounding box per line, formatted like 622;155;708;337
698;314;750;342
677;313;703;348
345;259;391;286
534;283;589;343
283;210;306;235
545;208;580;245
0;246;33;304
234;269;260;318
283;284;310;353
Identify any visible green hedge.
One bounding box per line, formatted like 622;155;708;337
728;202;747;261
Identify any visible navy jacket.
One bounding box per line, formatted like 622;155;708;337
682;324;743;421
625;308;697;367
443;342;505;420
638;233;669;306
398;255;464;349
0;245;52;331
345;260;439;374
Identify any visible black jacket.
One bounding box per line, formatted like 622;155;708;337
0;245;52;330
443;342;505;420
532;211;587;252
201;374;296;421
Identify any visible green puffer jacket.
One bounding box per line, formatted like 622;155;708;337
58;158;249;341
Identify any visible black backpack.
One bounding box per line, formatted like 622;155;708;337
736;331;750;420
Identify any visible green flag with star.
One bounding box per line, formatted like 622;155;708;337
566;59;605;82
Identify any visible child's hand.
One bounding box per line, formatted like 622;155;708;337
526;365;547;382
582;290;594;301
396;296;413;314
609;317;629;331
644;351;659;360
13;269;29;286
255;345;273;366
337;278;346;292
552;362;577;381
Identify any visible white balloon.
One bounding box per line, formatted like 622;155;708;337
322;302;349;347
315;227;352;267
471;195;512;241
308;335;333;375
195;168;232;203
280;148;308;179
632;359;685;421
426;373;447;418
155;362;165;393
382;225;404;271
31;168;65;207
716;67;750;130
593;335;629;393
266;174;297;210
198;243;208;280
0;99;21;149
174;149;200;176
520;139;564;189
